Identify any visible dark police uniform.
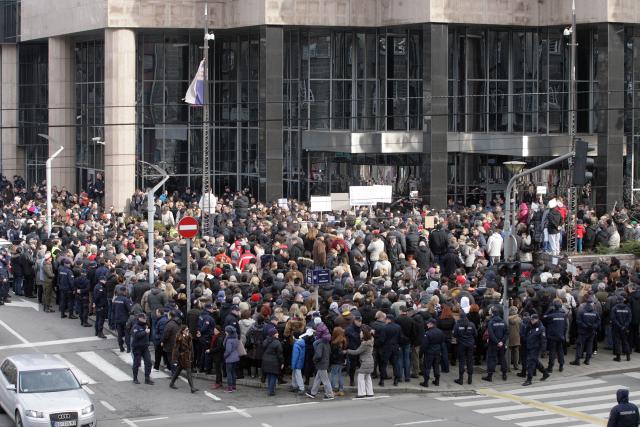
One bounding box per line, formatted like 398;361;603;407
611;298;632;361
57;263;74;318
197;308;216;372
523;316;548;385
420;321;445;387
571;301;600;366
112;292;132;352
93;280;107;337
453;312;477;385
543;304;567;372
131;315;153;384
483;310;508;381
607;389;639;427
74;273;90;326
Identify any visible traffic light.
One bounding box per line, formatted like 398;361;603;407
572;138;595;186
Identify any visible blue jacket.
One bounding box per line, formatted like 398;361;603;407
488;314;508;345
57;266;73;291
524;322;546;354
612;303;632;331
607;389;639;427
291;337;306;370
111;295;132;324
577;303;601;332
131;320;149;349
198;311;216;340
543;308;567;341
74;276;90;298
224;326;240;363
154;315;169;346
453;314;477;348
93;283;107;309
421;326;445;355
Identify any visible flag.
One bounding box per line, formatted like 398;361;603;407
184;60;205;105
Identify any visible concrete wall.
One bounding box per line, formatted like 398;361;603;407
0;45;23;179
20;0;640;42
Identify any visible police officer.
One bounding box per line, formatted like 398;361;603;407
420;318;444;387
74;270;91;327
58;259;76;319
197;302;216;373
0;257;9;305
607;389;639;427
131;312;154;385
544;300;567;373
382;314;402;387
112;285;132;352
570;299;601;366
93;278;107;338
611;296;632;362
483;306;508;382
453;307;477;385
522;314;549;386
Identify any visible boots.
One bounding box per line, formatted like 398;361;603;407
419;380;429;388
627;354;631;361
133;377;140;385
540;371;550;381
454;377;464;385
614;355;621;362
432;376;440;386
502;373;507;381
569;360;580;366
482;374;492;382
467;375;473;385
522;377;532;386
145;377;154;385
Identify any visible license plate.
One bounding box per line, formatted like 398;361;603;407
52;421;77;427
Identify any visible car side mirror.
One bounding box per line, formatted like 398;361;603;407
6;384;15;392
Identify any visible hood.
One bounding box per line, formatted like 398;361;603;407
315;323;331;342
19;388;92;415
150;287;163;295
617;389;629;404
224;325;238;338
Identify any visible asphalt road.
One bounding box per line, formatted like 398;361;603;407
0;297;636;427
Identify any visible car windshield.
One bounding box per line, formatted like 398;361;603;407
19;368;80;393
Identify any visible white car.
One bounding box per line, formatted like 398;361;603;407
0;354;96;427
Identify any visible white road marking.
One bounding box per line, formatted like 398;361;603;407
456;398;509;407
516;417;579;427
435;394;483;401
111;349;169;379
0;319;30;344
0;335;114;350
394;420;446;426
82;385;95;395
122;419;137;427
522;385;622;401
474;404;528;414
553;391;626;405
261;424;273;427
100;400;116;412
228;405;251;418
624;372;640;380
77;351;131;382
276;402;319;408
352;395;391;400
591;412;611;418
202;409;236;416
501;379;605;395
204;391;221;401
496;411;552;421
571;402;619;412
10;299;40;311
133;417;169;423
53;354;97;384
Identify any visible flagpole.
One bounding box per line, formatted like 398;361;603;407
202;2;212;236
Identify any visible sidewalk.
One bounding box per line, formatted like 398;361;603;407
192;346;640;394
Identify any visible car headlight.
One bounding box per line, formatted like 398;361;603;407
25;410;44;418
81;404;94;415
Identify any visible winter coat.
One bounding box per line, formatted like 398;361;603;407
162;319;181;354
146;288;168;318
224;326;240;363
508;314;522;347
172;332;194;368
261;336;284;375
346;339;374;374
291;337;306;370
607;389;639;427
429;229;448;256
312;338;331;370
312;239;327;267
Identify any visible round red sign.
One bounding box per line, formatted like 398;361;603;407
177;216;199;239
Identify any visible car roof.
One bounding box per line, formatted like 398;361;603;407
5;354;69;371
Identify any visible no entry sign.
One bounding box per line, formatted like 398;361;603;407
177;216;199;239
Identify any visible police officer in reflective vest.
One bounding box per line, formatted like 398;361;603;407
483;306;508;382
522;313;549;386
611;296;632;362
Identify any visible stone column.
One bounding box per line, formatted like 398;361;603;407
594;23;624;214
48;37;76;192
104;28;136;212
422;24;448;209
260;26;283;203
1;44;23;179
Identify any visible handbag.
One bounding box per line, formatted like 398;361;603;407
237;339;247;357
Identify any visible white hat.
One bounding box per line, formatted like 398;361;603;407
460;296;470;314
548;199;557;209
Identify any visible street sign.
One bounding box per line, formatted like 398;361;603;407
306;268;331;285
177;216;199;239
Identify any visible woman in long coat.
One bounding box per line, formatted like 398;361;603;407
169;324;198;393
261;327;284;396
345;325;375;398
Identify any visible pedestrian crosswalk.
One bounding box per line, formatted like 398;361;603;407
48;348;173;386
436;378;637;426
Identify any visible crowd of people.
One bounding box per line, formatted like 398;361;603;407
1;175;640;404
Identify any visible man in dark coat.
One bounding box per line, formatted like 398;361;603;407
428;224;448;265
381;314;402;387
453;309;476;385
441;246;463;277
522;314;549;386
543;300;567;373
420;318;444;387
611;296;632;362
131;312;154;385
607;389;639;427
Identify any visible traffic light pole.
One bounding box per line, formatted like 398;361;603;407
502;150;575;367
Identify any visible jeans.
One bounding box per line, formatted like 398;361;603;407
226;362;237;387
400;344;412;380
576;238;583;253
291;369;304;391
266;373;278;395
330;364;344;391
13;276;23;296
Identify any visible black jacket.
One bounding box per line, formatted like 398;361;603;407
261;336;284;375
453;314;477;348
421;326;445;355
429;229;448;256
607;389;639;427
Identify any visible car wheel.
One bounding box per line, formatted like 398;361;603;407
14;412;22;427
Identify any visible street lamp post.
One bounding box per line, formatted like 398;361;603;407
39;134;64;238
140;161;170;285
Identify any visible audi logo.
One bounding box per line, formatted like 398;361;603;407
57;414;71;420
